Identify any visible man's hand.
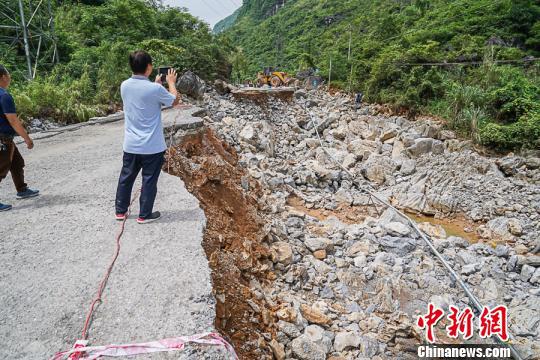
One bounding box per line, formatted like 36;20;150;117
6;114;33;148
25;137;34;150
155;74;163;85
166;68;177;86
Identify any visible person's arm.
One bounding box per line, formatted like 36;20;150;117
5;114;33;149
165;68;180;106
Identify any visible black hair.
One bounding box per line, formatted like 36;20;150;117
0;65;8;77
128;51;152;74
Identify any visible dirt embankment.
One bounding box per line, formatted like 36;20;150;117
165;128;275;359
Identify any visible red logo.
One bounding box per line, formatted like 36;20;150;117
446;306;474;340
417;303;445;343
479;305;508;341
417;304;509;343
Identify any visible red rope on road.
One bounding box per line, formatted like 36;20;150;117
80;189;141;340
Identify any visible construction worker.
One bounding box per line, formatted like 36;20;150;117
355;92;364;110
0;65;40;212
115;50;179;224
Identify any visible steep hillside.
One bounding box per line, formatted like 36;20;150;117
214;8;241;34
220;0;540;150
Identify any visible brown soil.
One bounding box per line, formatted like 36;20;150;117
165;128;275;359
232;89;294;105
286;195;372;224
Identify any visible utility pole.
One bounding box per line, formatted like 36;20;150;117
18;0;33;79
2;0;59;79
48;0;59;64
328;56;332;90
348;63;354;93
348;25;352;61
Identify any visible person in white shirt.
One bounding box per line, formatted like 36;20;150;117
115;50;180;224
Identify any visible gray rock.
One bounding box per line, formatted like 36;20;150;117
359;335;380;357
521;255;540;266
354;254;367;268
407;138;433;157
400;159;416;176
524;157;540;170
304;325;332;353
348;139;379;160
308;256;332;274
521;264;536;282
291;334;327;360
486;217;515;240
439;129;456;140
239;124;256;142
306;99;319;108
530;267;540;284
456;250;479;266
295;89;308;99
432;139;445;154
177;70;205;99
334;331;361;352
378;236;416;255
214;79;232;94
510;297;540;337
361;154;395;185
277;320;301;338
461;263;479;275
494;245;510;258
496;156;524;176
380;124;399;142
305;237;333;252
316;113;340;133
383;222;411;236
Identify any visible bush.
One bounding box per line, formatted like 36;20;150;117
479;109;540;149
11;73;106;124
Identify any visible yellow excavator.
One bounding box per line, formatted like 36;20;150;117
256;67;295;87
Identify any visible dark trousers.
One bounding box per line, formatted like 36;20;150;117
115;151;165;219
0;139;27;193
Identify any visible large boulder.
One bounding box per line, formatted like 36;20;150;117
361;154;396;185
496;156;524;176
214;79;235;95
348;139;379;160
407;138;433;157
177;71;205;99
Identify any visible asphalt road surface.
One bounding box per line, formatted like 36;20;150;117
0;110;221;359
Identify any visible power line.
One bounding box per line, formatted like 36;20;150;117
199;0;225;19
371;1;505;43
225;0;241;8
398;57;540;67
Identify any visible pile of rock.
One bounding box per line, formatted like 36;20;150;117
27;118;60;133
199;87;540;359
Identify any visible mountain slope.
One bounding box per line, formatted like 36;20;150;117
214;8;241;34
220;0;540;149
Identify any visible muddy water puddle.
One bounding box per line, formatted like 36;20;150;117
405;212;482;243
287;195;483;243
286;195;370;224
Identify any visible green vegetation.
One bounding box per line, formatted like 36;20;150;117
220;0;540;150
1;0;230;123
214;8;241;34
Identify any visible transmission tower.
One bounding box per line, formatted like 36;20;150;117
0;0;59;79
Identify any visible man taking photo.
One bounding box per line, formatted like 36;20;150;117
115;50;179;224
0;65;40;212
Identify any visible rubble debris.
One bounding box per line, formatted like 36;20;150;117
167;88;540;359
